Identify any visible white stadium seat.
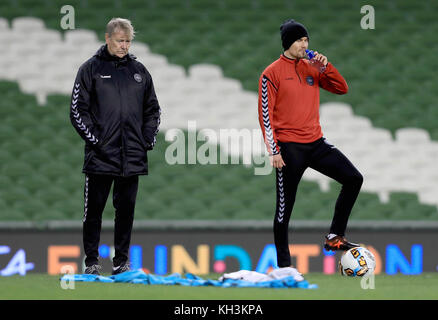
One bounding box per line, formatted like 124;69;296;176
64;29;98;45
338;116;372;133
418;190;438;206
140;53;168;70
206;78;242;95
150;65;186;83
188;64;223;80
11;17;45;32
0;17;9;29
319;102;354;121
395;127;431;145
18;78;48;105
30;30;63;44
0;31;27;47
129;42;151;55
356;127;393;146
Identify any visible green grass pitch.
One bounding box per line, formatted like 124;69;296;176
1;273;437;300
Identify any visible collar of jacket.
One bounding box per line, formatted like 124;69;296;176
280;53;304;66
94;44;137;65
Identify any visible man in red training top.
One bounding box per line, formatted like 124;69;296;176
258;19;363;269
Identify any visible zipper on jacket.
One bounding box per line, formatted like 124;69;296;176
294;61;302;83
119;86;126;177
115;61;126;177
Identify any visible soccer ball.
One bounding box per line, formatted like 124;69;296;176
339;247;376;277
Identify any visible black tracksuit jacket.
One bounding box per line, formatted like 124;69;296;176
70;45;161;177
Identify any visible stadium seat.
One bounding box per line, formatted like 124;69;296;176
17;174;50;200
2;206;28;221
1;138;34;158
64;29;98;45
2;186;30;207
141;53;168;70
0;17;8;29
130;42;150;54
188;64;223;80
356;128;393;146
37;161;72;182
207;78;243;95
418;189;438;206
319;102;353;121
395;127;431;145
11;17;45;32
30;30;62;44
19;149;52;171
135;197;164;219
50;197;82;219
18;78;48;105
151;65;186;86
16;197;48;220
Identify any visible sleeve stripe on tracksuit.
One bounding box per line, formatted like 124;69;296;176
151;107;161;148
261;76;279;155
71;83;99;145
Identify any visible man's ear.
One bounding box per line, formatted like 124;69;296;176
105;33;110;44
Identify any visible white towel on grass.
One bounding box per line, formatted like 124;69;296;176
219;267;304;283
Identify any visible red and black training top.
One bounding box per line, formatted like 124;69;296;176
258;54;348;155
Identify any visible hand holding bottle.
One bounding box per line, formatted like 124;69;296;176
305;49;328;73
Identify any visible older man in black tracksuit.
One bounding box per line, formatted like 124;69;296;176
70;18;161;275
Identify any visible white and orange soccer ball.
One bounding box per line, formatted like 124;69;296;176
339;247;376;277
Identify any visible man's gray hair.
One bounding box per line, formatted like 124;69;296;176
106;18;135;40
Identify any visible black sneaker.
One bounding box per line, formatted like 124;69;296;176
324;235;360;251
84;264;102;275
112;262;130;275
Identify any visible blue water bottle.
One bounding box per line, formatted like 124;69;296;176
305;49;326;73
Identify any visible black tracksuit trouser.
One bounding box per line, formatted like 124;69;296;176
83;173;139;267
274;137;363;267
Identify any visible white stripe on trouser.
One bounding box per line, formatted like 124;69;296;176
277;169;285;223
323;137;336;149
83;174;89;222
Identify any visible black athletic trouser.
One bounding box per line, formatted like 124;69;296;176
83;173;139;267
274;138;363;267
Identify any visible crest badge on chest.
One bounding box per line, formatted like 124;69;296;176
133;73;142;83
306;76;314;86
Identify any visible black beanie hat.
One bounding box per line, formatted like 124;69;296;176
280;19;309;50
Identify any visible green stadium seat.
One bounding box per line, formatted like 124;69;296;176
0;149;13;165
212;198;246;219
1;186;30;207
16;173;50;195
50;197;82;219
1;206;28;221
18;149;52;171
155;185;187;204
37;161;71;182
32;208;60;221
13;198;47;220
234;186;261;205
251;195;274;217
135;196;165;219
34;186;69;206
1;161;33;181
0;174;12;192
177;198;208;218
158;206;187;220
